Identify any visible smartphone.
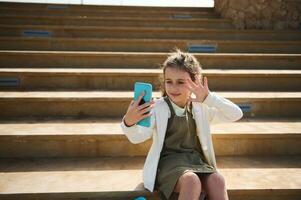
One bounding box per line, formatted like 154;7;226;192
134;82;153;127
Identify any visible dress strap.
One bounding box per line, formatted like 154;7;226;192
163;96;175;117
186;101;193;115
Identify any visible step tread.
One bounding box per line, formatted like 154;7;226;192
0;91;300;99
1;68;301;75
0;156;300;195
0;156;145;195
0;3;215;12
0;118;300;136
2;36;301;44
1;50;300;57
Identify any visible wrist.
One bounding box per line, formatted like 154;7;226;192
202;91;216;107
201;93;209;103
124;118;135;127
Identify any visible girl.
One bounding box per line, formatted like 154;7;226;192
121;49;243;200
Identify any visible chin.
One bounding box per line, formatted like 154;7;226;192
169;96;186;106
168;94;179;101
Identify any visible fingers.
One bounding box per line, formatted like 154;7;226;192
184;82;192;91
137;104;153;122
139;101;154;112
195;75;202;86
139;108;152;116
137;101;151;110
137;97;155;109
134;91;145;106
141;111;152;119
185;78;199;93
187;77;198;88
204;76;209;89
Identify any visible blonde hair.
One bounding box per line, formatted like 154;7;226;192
159;48;203;97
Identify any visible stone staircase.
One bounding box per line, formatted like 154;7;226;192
0;2;300;200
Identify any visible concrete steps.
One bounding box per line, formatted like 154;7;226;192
0;1;300;199
1;37;301;53
0;156;300;200
0;91;300;119
1;51;300;69
0;118;300;158
1;24;301;40
0;68;300;91
0;156;153;200
0;15;233;29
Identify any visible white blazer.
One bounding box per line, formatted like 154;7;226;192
120;91;243;192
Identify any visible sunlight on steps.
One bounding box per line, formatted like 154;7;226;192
0;0;214;7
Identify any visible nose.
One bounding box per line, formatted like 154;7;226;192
170;83;179;90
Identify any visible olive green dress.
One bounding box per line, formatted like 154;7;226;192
154;97;216;200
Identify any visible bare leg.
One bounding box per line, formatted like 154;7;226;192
200;172;229;200
174;170;202;200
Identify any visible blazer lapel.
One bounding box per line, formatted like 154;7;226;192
155;100;169;149
192;102;212;164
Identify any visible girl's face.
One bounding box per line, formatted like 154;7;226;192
164;67;192;108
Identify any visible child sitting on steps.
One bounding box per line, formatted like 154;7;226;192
121;49;243;200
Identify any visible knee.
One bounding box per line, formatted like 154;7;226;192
179;171;202;191
207;172;226;190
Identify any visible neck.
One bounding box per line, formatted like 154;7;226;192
177;102;186;109
168;97;187;109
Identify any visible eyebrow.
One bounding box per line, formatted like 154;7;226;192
165;78;186;81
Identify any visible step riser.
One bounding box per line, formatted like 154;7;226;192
0;10;219;18
1;53;300;69
229;192;301;200
0;188;300;200
0;193;154;200
2;38;301;53
0;73;300;91
0;98;300;119
0;17;232;29
0;134;300;158
1;26;301;41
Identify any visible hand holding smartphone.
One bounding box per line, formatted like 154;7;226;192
134;82;153;127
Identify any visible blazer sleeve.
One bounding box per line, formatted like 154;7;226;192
202;91;243;125
120;110;156;144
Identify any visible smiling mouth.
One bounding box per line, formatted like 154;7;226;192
170;93;181;96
